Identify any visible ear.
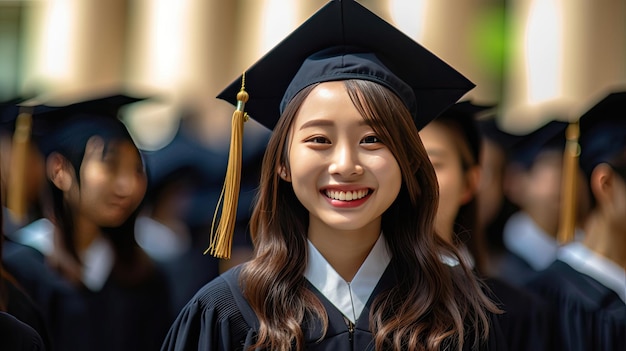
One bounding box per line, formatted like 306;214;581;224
589;163;613;207
277;165;291;182
460;165;481;205
46;152;74;192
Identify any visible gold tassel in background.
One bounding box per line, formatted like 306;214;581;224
7;107;33;224
205;74;249;259
557;120;580;244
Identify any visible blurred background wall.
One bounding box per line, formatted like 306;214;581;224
1;0;625;149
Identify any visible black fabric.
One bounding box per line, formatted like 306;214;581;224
162;265;507;350
3;242;173;351
217;0;474;131
526;260;626;350
491;248;541;288
483;277;554;351
1;245;52;351
0;311;46;351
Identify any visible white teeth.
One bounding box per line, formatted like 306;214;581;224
325;189;369;201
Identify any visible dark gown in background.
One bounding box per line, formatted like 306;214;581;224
0;311;46;351
3;241;174;351
1;257;51;350
162;265;507;351
527;260;626;351
483;277;554;351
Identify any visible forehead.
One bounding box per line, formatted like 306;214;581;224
292;82;361;125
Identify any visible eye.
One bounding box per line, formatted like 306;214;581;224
305;136;331;144
361;135;381;144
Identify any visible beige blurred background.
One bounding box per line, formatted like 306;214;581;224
1;0;625;151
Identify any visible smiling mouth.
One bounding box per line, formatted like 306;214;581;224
324;189;371;201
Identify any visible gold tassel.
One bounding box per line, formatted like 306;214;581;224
557;120;580;244
7;107;33;224
205;74;249;259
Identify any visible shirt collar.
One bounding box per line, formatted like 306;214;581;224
558;242;626;304
304;233;391;323
503;212;560;270
81;235;115;292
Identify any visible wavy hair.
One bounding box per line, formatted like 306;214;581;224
241;80;498;350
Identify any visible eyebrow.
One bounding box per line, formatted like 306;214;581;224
298;118;369;130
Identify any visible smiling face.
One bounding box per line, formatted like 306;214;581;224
285;81;402;239
67;136;147;228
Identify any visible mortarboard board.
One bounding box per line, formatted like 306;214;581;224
209;0;475;258
31;93;148;158
218;0;474;131
577;91;626;179
507;120;568;169
476;117;523;153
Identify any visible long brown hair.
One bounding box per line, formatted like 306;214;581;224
242;80;497;350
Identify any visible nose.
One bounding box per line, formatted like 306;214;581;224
113;169;146;198
328;142;364;177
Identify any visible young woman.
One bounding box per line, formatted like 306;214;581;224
163;2;504;350
5;94;174;351
419;102;555;351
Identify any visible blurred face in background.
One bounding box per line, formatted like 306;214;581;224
504;150;563;236
69;136;147;228
420;121;478;242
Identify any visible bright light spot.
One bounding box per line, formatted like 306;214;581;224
145;0;191;86
389;0;427;41
260;0;296;53
525;0;563;105
40;0;75;81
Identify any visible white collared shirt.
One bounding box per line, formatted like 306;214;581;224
81;236;115;292
304;234;391;324
8;218;114;292
558;242;626;305
503;212;560;271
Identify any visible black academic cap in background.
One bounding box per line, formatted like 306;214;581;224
436;101;495;164
31;93;149;156
578;91;626;178
218;0;474;131
508;120;568;169
476;117;523;152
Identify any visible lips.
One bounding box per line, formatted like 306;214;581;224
324;189;370;201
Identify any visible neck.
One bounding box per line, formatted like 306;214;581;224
308;221;380;282
583;212;626;271
73;215;102;255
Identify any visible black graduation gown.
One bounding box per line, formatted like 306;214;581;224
491;248;541;288
526;260;626;351
483;277;555;351
0;311;46;351
600;306;625;351
162;265;507;351
1;267;52;350
3;241;174;351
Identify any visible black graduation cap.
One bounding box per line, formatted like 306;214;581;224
578;91;626;178
217;0;475;131
210;0;475;259
31;94;148;157
476;117;522;153
508;120;569;169
436;101;495;164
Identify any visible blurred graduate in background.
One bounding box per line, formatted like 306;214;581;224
3;94;174;351
527;91;626;350
420;101;555;351
491;119;587;287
